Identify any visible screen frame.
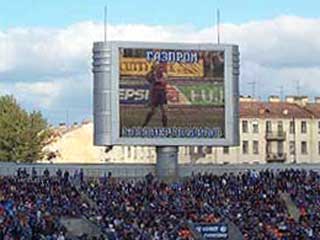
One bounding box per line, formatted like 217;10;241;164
109;41;239;146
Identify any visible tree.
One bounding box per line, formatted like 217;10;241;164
0;95;51;162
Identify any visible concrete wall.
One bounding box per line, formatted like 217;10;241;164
179;163;320;177
2;162;320;178
0;162;154;178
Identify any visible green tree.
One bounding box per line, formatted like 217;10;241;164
0;95;51;162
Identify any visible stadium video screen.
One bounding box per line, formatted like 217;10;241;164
119;48;225;139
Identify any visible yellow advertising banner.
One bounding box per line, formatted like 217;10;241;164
120;57;204;78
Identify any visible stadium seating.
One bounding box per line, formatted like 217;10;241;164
0;168;319;239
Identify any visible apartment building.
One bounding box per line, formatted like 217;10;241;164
102;96;320;164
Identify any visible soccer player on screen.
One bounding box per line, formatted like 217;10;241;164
142;63;168;127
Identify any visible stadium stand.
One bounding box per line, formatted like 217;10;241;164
0;168;319;239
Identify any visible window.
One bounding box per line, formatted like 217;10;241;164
242;141;249;154
289;141;295;155
189;147;195;154
253;141;259;154
252;121;259;133
301;121;307;134
206;147;213;154
289;121;295;134
266;142;272;154
301;141;307;155
128;147;132;158
277;141;284;154
266;121;272;133
223;146;229;154
184;147;189;155
277;121;283;133
133;147;137;159
242;120;248;133
318;142;320;155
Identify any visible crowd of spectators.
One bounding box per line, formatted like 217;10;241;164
280;170;320;238
82;169;320;240
0;168;93;240
0;168;319;239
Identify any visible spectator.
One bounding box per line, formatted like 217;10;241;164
32;167;37;180
1;168;320;239
44;168;50;178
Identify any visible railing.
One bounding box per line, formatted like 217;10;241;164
266;153;287;163
265;131;286;140
0;162;154;178
2;161;320;178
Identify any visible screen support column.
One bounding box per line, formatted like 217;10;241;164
155;146;179;181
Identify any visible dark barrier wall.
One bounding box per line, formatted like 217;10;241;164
1;162;320;178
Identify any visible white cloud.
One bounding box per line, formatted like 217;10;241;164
14;81;62;108
222;16;320;68
0;16;320;122
15;81;61;96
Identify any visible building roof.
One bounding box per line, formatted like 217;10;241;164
304;103;320;118
240;101;314;119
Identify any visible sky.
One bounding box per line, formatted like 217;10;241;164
0;0;320;124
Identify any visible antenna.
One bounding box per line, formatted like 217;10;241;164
296;80;300;96
280;85;284;101
248;81;256;99
66;109;69;127
104;4;108;43
216;8;221;44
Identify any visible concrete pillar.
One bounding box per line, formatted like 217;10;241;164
156;146;179;180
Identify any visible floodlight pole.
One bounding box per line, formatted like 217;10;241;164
104;4;108;43
155;146;179;181
217;8;221;45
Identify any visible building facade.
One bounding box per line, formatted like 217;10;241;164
45;96;320;164
103;96;320;164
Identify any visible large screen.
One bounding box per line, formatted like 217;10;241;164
119;48;225;139
93;41;239;146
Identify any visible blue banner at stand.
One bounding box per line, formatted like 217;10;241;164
194;223;228;239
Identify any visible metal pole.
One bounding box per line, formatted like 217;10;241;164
66;109;69;127
217;8;220;45
248;81;256;99
156;146;179;181
280;85;284;101
104;4;107;43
